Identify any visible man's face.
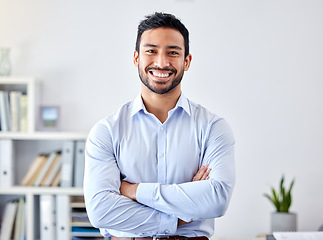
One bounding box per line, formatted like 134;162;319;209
134;27;192;95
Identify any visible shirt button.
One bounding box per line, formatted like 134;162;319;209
159;153;164;158
165;230;170;234
160;127;164;131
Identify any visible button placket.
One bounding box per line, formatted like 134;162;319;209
157;125;167;183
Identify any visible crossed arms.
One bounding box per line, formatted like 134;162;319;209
84;119;235;236
120;165;212;226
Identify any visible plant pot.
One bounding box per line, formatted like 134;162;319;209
271;212;297;232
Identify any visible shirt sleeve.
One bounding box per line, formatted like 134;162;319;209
136;118;235;222
83;121;178;236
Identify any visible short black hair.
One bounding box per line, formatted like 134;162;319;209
136;12;190;58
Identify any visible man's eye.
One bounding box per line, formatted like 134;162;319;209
169;51;179;55
146;49;156;53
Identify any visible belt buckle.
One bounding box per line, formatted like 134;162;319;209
153;237;169;240
153;236;172;240
153;236;186;240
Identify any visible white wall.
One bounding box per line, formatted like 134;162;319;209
1;0;323;238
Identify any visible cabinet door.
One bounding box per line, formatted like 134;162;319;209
0;139;14;187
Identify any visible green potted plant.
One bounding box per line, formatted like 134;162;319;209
264;175;297;232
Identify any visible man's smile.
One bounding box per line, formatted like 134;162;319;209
146;67;176;80
151;71;170;78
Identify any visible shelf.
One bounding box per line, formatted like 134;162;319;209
71;222;92;227
0;131;88;140
0;76;89;240
0;186;83;195
0;76;40;85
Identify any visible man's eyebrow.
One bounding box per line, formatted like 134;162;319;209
143;43;158;48
142;44;183;51
168;45;182;50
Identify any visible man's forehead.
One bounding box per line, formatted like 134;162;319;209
140;27;185;47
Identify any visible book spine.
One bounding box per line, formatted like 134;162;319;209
0;91;10;131
40;195;56;240
60;141;75;187
73;141;85;188
56;195;70;240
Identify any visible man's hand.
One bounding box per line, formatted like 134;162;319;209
192;164;211;181
120;181;139;200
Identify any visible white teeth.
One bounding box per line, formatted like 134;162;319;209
152;72;169;78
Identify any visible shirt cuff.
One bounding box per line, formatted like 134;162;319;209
137;183;177;235
158;211;178;235
136;183;156;208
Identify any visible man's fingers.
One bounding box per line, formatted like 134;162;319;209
201;168;211;180
192;165;206;181
192;164;210;181
178;219;193;226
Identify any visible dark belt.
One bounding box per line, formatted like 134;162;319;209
111;236;208;240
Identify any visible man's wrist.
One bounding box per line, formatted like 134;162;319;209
120;181;139;201
129;183;139;200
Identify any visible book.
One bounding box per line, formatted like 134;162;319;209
0;90;11;131
40;195;56;240
20;154;48;186
51;168;62;187
19;94;28;132
73;141;85;188
34;151;60;186
56;195;70;240
60;141;75;187
40;152;61;186
71;208;90;224
27;154;48;186
71;226;101;237
9;91;22;132
41;153;62;186
0;200;18;240
70;197;90;226
0;139;14;187
13;198;25;240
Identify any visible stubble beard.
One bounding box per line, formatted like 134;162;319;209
138;64;184;95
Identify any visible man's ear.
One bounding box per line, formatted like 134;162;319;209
184;54;192;71
133;50;139;67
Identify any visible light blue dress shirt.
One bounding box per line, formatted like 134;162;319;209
84;94;235;238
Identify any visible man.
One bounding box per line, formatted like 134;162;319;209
84;12;235;240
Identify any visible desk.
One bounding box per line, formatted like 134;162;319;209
213;238;266;240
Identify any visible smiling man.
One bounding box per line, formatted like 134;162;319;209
136;27;190;95
84;12;235;240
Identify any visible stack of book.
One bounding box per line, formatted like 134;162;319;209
0;90;28;132
70;196;105;240
20;151;62;187
19;140;86;188
0;198;26;240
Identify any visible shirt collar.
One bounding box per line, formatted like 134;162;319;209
130;93;191;118
130;94;147;117
175;93;191;116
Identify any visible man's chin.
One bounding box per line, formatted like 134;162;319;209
148;87;172;95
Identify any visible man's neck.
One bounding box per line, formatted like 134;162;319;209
141;85;181;123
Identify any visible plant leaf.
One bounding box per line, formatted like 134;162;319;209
272;188;281;211
263;176;295;213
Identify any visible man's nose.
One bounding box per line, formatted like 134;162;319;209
154;54;169;68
